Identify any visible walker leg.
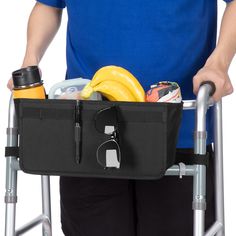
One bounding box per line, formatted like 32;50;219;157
214;101;225;236
5;96;52;236
5;157;18;236
193;84;212;236
5;96;18;236
41;176;52;236
193;165;206;236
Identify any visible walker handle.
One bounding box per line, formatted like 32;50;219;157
200;81;216;97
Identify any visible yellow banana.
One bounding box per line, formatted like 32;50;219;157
81;66;145;101
102;93;117;101
81;82;93;99
81;81;117;101
93;80;137;102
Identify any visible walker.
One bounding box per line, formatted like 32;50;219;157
4;82;225;236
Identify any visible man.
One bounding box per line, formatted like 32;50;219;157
7;0;235;235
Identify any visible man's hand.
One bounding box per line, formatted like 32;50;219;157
7;78;14;91
193;65;233;101
194;0;236;101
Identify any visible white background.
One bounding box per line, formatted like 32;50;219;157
0;1;235;235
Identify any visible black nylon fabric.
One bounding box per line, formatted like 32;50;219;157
14;98;182;179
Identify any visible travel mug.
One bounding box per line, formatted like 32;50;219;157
12;66;46;99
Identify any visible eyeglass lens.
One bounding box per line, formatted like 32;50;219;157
96;139;121;169
95;106;118;134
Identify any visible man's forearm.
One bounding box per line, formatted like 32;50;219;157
206;0;236;70
22;2;63;67
193;1;235;101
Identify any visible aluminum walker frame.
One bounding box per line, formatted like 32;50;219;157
4;83;225;236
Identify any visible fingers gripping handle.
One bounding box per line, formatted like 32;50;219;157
194;81;215;154
200;81;216;97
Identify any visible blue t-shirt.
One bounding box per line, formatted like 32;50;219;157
37;0;232;148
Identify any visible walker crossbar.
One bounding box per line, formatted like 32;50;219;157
15;214;51;236
4;83;225;236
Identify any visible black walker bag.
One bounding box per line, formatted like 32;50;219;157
14;99;183;179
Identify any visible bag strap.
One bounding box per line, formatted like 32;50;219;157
175;151;210;167
5;147;19;157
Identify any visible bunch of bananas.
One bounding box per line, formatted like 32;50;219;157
80;66;145;102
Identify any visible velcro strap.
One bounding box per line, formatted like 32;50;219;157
192;153;209;166
175;152;210;167
5;147;19;157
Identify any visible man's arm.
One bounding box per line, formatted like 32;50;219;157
193;0;236;101
7;2;63;89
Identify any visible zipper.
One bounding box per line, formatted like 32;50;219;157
75;100;82;164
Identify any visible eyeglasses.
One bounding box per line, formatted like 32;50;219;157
94;106;121;169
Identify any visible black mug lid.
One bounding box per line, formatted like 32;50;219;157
12;66;42;88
